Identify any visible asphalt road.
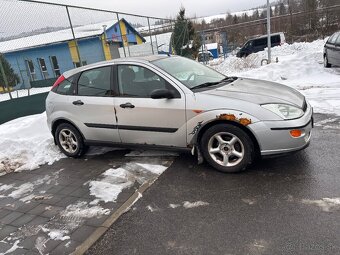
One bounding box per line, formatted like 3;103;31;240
88;114;340;255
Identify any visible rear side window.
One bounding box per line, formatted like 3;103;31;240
271;35;280;44
254;38;267;47
56;79;73;95
328;33;339;44
77;66;112;97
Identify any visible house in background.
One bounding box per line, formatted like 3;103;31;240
0;18;145;89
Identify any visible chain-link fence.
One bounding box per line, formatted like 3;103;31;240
0;0;175;101
196;4;340;57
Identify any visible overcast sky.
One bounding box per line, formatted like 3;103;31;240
34;0;269;18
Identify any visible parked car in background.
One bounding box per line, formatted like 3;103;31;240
198;51;214;62
236;32;286;58
324;31;340;68
46;55;313;173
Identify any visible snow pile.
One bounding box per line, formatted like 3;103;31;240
0;113;65;174
89;159;172;204
183;201;209;209
211;39;340;116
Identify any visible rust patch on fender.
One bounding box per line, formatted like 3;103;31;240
218;114;237;121
216;114;252;126
239;118;252;126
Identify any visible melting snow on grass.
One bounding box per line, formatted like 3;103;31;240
211;39;340;116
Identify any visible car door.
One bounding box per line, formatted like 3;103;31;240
325;33;339;65
114;63;187;147
68;65;120;143
334;34;340;66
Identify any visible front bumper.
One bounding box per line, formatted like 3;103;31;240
248;103;313;156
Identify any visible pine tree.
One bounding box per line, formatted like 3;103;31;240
172;8;201;59
0;54;20;89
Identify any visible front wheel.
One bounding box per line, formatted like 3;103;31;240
55;123;87;157
200;124;254;173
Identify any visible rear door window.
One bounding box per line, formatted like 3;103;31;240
254;38;267;47
117;65;180;98
56;78;73;95
77;66;113;97
271;35;280;44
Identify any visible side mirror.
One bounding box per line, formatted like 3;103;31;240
150;89;174;99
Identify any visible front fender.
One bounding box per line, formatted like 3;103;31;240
186;109;260;146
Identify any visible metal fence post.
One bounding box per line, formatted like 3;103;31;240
116;13;126;57
0;57;13;99
147;17;155;54
267;0;271;64
66;6;82;66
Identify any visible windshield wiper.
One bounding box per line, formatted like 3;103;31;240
191;76;237;90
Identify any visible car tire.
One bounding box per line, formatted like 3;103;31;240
324;54;331;68
55;123;86;158
200;124;254;173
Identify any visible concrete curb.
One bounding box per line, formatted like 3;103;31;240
71;177;158;255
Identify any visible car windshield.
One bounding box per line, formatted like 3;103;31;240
152;56;226;89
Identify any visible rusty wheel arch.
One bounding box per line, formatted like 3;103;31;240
196;119;261;159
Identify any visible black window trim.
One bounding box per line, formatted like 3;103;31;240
75;65;116;97
114;63;181;99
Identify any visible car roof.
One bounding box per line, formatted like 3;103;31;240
249;32;284;41
64;54;170;78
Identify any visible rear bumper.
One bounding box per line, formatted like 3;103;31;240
248;103;313;156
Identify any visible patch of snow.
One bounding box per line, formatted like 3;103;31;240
136;163;168;175
169;203;181;209
146;205;159;212
0;113;65;174
242;198;257;205
0;240;23;255
41;227;70;241
183;201;209;209
124;192;143;213
61;201;110;218
89;167;134;204
302;197;340;212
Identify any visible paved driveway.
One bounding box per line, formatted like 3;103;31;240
88;114;340;255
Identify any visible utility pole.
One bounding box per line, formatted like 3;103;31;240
267;0;272;64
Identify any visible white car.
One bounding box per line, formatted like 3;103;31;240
46;55;313;173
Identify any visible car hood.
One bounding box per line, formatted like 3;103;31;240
200;77;305;108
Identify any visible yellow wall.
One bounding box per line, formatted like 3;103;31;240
119;20;129;46
101;34;112;60
136;35;143;45
68;41;80;63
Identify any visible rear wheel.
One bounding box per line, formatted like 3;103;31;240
200;124;254;173
324;54;331;68
55;123;87;157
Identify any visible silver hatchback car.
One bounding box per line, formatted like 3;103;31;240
46;55;313;173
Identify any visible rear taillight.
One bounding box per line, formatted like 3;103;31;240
51;75;65;90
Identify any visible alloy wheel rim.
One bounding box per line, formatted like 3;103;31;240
59;129;78;154
208;132;244;167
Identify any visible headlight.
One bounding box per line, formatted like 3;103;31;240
262;104;304;120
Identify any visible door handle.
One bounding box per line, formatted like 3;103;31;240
120;102;135;109
73;100;84;106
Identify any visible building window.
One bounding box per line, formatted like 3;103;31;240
38;58;48;79
50;56;61;77
25;59;37;81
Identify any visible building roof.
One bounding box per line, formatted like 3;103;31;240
0;18;144;54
